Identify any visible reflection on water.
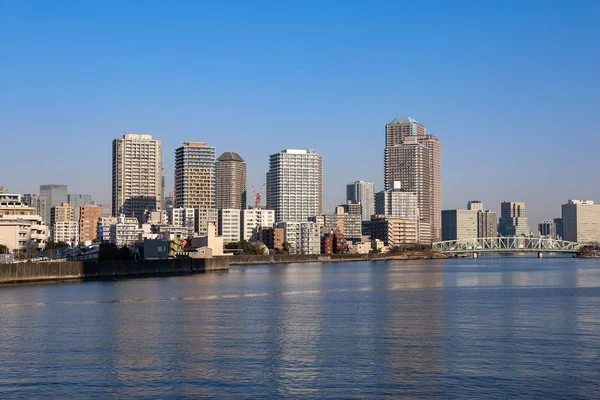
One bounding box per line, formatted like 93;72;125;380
0;257;599;398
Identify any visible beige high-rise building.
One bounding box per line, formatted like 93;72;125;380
112;134;163;223
384;117;442;242
216;152;246;210
174;142;215;209
562;200;600;243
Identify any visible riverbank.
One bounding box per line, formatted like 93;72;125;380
228;252;449;265
0;258;229;285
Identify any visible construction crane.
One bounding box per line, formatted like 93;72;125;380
251;183;266;208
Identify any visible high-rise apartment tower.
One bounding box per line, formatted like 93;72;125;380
174;142;216;209
384;117;441;242
216;152;246;210
266;149;322;222
112;134;163;223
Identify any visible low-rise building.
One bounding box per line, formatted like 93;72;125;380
194;208;219;237
218;209;241;243
52;221;79;244
258;227;285;251
276;221;320;254
97;216;138;243
321;229;348;254
365;216;417;248
109;216;142;247
538;220;557;238
0;193;48;252
170;207;196;237
242;208;275;241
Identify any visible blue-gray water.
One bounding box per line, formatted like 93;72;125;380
1;257;599;399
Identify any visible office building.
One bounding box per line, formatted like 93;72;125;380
79;205;103;243
467;200;484;211
346;181;375;221
112;134;163;222
477;210;498;238
539;220;557;238
374;181;418;219
384;117;441;242
21;194;47;223
554;218;563;239
276;221;321;254
218;209;241;244
442;209;478;241
242;208;275;241
339;202;363;217
498;201;530;237
39;184;68;225
174;142;216;209
68;194;93;223
562;200;600;243
266;149;322;223
216;152;247;210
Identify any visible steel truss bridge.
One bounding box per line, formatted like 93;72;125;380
432;237;582;256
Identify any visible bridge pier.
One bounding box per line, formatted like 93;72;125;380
473;252;478;259
538;252;543;258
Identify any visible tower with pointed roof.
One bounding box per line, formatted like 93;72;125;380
216;152;247;210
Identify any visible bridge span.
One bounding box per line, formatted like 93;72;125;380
432;237;582;258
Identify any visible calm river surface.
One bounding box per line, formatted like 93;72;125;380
1;256;599;398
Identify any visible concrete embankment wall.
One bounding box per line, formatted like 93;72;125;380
0;257;229;285
229;254;373;265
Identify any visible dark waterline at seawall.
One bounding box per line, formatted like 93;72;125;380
0;258;599;399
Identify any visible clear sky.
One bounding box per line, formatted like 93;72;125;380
1;0;599;226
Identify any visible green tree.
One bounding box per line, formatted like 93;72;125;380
45;239;69;250
282;241;290;253
0;244;8;255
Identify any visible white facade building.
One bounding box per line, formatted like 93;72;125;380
276;221;320;255
346;181;375;221
242;208;275;241
195;208;219;237
112;133;163;223
0;193;48;252
266;149;322;222
170;207;196;237
218;209;241;244
109;216;142;247
52;221;79;245
374;181;418;219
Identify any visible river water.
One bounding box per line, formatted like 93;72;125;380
0;256;599;398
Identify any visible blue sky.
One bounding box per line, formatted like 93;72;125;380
1;0;599;225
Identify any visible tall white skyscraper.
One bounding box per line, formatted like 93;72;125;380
346;181;375;221
266;149;322;223
112;134;163;223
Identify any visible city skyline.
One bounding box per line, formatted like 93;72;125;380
2;2;600;225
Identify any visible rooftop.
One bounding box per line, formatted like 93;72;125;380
217;152;245;162
389;116;419;125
